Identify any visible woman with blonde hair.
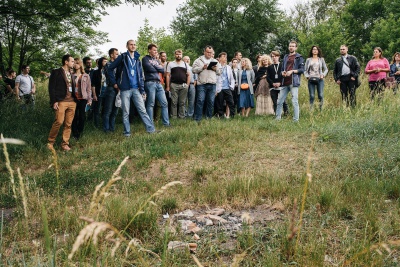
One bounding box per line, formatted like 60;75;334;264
254;54;274;115
237;58;255;117
71;57;92;139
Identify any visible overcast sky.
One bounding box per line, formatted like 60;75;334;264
92;0;297;56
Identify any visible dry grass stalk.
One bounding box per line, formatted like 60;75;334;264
1;134;17;199
342;239;400;266
295;131;317;250
17;168;28;218
88;156;129;217
68;216;121;259
191;254;204;267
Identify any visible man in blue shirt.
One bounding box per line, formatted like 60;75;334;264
107;40;156;136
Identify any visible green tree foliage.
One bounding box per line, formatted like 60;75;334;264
0;0;163;75
136;19;195;62
171;0;283;61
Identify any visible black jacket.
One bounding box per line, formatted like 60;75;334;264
48;68;77;106
333;55;360;81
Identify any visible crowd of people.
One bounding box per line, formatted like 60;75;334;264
1;40;399;151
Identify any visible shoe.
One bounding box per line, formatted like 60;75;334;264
46;143;54;150
61;144;71;151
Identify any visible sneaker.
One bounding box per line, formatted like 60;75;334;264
61;144;71;151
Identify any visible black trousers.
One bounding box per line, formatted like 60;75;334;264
215;89;235;117
72;99;87;138
339;75;357;107
369;80;385;100
270;89;288;114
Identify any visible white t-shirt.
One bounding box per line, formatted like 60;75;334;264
15;74;34;96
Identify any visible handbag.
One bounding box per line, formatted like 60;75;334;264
240;83;249;90
384;76;396;89
309;77;320;85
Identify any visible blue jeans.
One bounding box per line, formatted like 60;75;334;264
186;84;195;117
102;86;119;132
120;89;155;135
308;79;324;109
144;81;170;126
195;83;216;121
276;85;299;122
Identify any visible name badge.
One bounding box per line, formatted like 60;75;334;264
275;74;278;79
131;70;135;76
69;86;72;92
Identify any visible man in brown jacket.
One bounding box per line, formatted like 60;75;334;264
47;55;77;151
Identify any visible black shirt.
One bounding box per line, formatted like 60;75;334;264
267;63;283;88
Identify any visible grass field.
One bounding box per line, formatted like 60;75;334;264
0;76;399;266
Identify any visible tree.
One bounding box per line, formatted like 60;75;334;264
0;0;163;75
136;19;194;62
171;0;284;61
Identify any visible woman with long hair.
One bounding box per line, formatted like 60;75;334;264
304;46;328;110
389;52;400;94
365;47;390;100
237;58;255;117
91;57;108;128
254;54;274;115
71;58;92;139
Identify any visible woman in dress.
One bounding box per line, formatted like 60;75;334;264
254;55;274;115
237;58;255;117
71;58;92;139
304;46;328;110
389;52;400;94
365;47;390;100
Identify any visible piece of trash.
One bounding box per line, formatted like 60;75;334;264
163;213;170;219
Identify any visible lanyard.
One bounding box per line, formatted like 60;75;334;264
127;53;137;69
273;63;280;74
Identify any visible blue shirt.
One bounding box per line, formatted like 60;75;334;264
241;70;248;84
221;66;230;89
127;51;139;89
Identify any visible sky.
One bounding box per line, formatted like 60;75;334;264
92;0;298;56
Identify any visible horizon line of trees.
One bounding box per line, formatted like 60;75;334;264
2;0;399;77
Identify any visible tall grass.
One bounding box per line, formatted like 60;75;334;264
0;78;399;265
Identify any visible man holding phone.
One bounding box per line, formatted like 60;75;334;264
192;45;222;122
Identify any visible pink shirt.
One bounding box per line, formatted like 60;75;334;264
365;58;390;82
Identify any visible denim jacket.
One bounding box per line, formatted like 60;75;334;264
107;51;145;94
281;53;305;87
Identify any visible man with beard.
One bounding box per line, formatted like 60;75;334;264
166;49;190;119
276;41;304;122
142;43;170;126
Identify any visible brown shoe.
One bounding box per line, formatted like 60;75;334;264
61;144;71;151
47;143;54;150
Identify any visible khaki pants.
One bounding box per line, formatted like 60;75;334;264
48;101;77;146
170;83;188;118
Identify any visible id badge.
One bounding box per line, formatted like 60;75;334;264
131;70;135;76
69;86;72;92
275;74;278;79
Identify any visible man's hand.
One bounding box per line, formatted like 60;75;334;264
203;64;208;70
350;77;355;81
211;65;217;71
93;95;98;101
273;83;280;88
53;102;59;110
165;86;170;92
336;80;341;84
